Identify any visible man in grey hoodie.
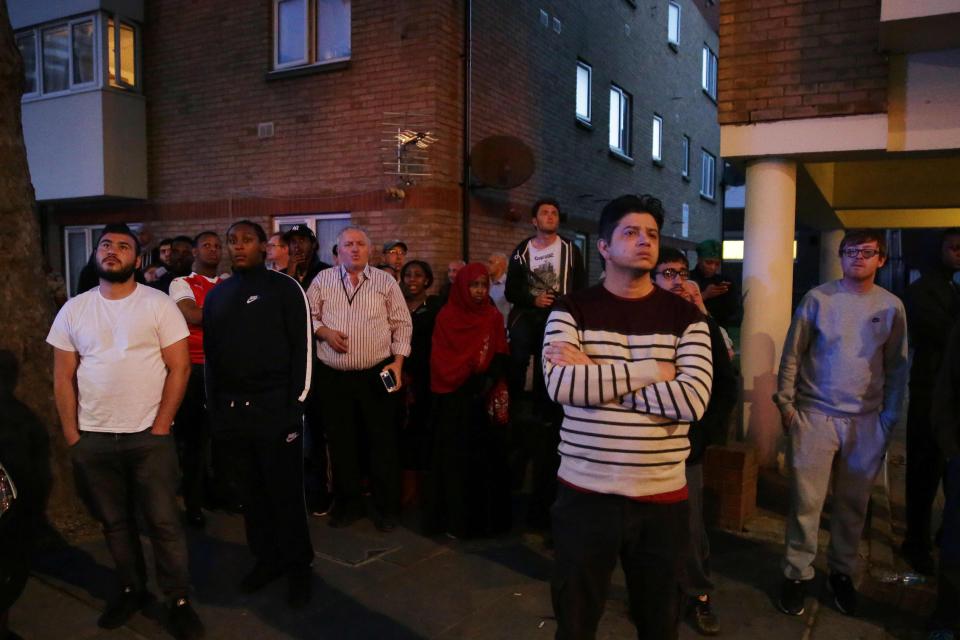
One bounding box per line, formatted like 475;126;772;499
774;229;909;618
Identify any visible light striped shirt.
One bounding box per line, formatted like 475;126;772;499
306;263;412;370
543;285;712;498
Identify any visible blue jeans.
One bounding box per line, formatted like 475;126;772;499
71;429;190;598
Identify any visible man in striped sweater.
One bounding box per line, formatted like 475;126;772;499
543;194;713;639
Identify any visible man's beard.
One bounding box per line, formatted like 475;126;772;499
96;262;136;283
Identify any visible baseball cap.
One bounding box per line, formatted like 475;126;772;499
284;224;316;243
383;239;408;253
696;239;722;260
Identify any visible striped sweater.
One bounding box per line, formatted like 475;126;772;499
543;284;713;498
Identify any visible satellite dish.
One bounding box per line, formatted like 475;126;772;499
470;136;535;190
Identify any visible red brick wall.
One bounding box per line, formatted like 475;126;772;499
718;0;888;125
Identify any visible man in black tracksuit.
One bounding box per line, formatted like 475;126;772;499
203;220;314;608
505;198;587;529
903;228;960;573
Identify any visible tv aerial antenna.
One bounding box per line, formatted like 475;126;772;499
381;112;438;191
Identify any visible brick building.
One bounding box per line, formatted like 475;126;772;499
718;0;960;465
12;0;720;295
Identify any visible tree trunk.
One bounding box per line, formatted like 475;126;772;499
0;2;88;533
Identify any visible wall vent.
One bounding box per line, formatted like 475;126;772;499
257;122;275;139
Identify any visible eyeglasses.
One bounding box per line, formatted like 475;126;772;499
841;248;881;259
654;268;689;280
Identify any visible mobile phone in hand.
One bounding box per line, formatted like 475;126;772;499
380;369;399;393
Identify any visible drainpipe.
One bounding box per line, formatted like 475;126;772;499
461;0;472;261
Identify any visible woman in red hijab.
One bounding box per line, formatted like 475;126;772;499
425;262;511;538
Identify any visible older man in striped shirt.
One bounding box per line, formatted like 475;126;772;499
306;226;413;531
543;194;712;640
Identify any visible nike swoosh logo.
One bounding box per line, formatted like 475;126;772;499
246;295;259;304
286;432;299;443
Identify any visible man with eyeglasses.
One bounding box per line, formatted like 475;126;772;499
379;240;408;281
266;232;289;272
774;229;909;618
653;247;737;636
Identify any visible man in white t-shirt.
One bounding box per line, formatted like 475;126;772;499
47;224;204;639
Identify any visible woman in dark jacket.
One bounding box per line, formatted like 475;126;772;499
424;263;511;539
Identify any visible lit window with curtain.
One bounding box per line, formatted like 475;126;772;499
668;2;681;46
609;85;631;156
652;115;663;162
576;61;591;122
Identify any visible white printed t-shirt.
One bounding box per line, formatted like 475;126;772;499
527;237;561;296
46;284;190;434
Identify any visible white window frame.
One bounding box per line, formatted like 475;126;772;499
681;135;690;178
272;0;352;72
273;0;311;70
702;45;718;100
64;222;143;297
36;17;99;98
609;84;631;157
273;212;351;264
652;114;663;162
700;149;716;199
106;14;141;90
16;30;40;97
668;2;681;47
576;60;592;123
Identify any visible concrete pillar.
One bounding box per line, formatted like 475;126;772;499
740;159;797;467
819;229;844;283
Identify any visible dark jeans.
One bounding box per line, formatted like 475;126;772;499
317;362;400;518
71;430;190;598
682;464;713;596
551;484;689;640
509;313;561;528
214;405;313;570
932;457;960;630
173;364;209;513
904;392;944;552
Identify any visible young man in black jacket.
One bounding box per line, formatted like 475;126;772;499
903;228;960;574
654;247;738;636
505;198;587;529
203;220;315;608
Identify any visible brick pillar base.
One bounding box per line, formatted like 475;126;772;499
703;443;758;531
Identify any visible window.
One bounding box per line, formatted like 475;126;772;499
274;213;351;265
681;135;690;177
668;2;681;46
700;149;716;199
107;18;138;88
681;203;689;238
576;61;591;122
609;85;632;156
18;14;140;98
273;0;351;71
16;31;37;95
702;45;718;99
652;115;663;162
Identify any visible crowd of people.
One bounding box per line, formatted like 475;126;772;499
1;192;958;640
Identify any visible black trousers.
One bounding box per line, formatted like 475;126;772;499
305;362;332;507
551;484;689;640
318;362;400;518
904;391;944;552
214;407;313;571
173;364;209;513
509;314;562;528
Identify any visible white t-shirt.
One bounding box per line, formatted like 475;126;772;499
528;237;561;296
46;284;190;434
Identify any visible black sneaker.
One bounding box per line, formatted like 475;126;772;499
688;595;721;636
286;567;312;609
778;578;807;616
98;586;152;629
239;563;284;594
829;571;857;615
167;598;205;640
